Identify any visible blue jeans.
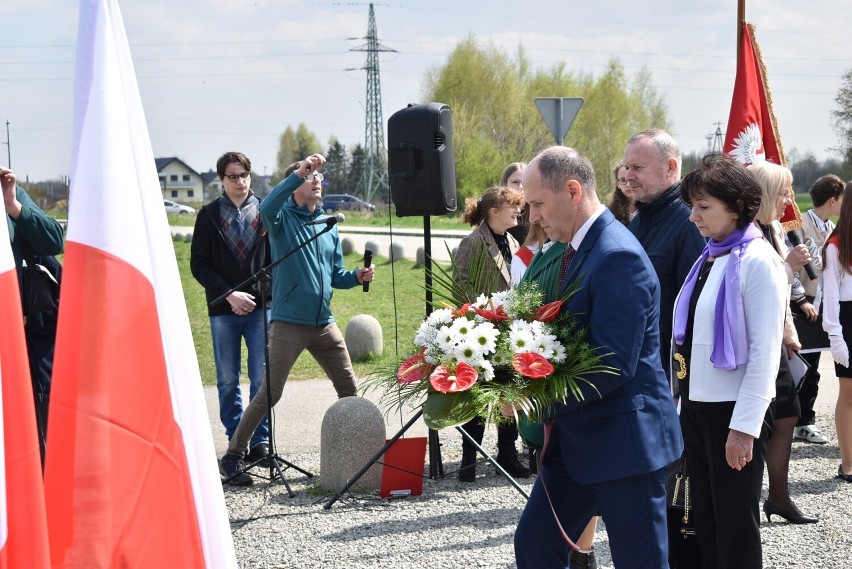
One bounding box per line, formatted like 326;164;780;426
210;309;270;449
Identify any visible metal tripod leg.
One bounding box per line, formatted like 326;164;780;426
456;425;530;500
324;409;423;509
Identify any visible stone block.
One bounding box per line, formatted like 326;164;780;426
345;314;383;361
320;396;386;493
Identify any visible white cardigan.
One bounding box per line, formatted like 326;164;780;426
674;237;787;437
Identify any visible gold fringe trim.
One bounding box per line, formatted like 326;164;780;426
748;23;802;232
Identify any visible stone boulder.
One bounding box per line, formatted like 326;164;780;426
319;397;386;493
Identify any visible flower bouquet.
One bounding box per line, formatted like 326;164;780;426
364;276;616;430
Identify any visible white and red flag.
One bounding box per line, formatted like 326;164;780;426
0;211;51;568
724;21;800;228
43;0;236;567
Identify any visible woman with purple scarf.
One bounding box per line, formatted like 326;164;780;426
673;156;787;569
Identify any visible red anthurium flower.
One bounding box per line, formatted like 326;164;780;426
534;300;564;323
474;304;509;321
452;303;473;317
512;352;554;379
398;348;433;383
429;362;478;393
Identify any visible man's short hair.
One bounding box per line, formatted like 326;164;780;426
216;152;251;179
627;128;682;171
537;146;597;196
809;174;845;207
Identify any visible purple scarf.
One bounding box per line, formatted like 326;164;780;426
673;223;763;370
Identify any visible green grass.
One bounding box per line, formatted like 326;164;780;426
175;240;436;385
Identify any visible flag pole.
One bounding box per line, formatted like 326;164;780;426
737;0;746;59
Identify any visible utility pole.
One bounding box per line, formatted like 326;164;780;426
711;121;724;153
3;120;10;168
350;4;395;204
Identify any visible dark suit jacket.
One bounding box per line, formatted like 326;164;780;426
525;208;683;485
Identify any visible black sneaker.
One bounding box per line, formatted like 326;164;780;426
496;447;532;479
220;453;253;486
246;443;274;467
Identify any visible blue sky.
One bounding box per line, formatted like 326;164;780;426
2;0;851;182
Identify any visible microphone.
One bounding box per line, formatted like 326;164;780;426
305;213;345;227
787;230;817;281
363;249;373;293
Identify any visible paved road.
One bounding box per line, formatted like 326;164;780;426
172;224;466;263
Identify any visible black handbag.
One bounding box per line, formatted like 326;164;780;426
666;454;702;568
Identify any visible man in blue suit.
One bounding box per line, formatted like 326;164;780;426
514;146;683;569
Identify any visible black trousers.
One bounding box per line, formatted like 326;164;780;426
796;351;822;426
680;403;772;569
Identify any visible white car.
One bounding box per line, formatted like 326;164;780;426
164;200;195;215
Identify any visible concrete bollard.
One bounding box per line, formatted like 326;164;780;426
364;240;380;259
341;237;354;256
320;397;386;493
389;242;405;263
415;246;426;268
183;232;193;243
344;314;383;361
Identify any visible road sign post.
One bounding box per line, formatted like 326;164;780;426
534;97;584;145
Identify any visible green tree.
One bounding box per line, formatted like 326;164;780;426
422;38;670;202
324;137;349;193
272;123;323;179
832;70;852;161
347;143;366;192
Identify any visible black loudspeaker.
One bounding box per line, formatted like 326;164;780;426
388;102;457;217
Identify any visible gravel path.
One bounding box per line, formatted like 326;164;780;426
215;368;850;568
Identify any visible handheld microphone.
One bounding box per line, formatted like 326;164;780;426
363;249;373;293
787;230;817;281
305;213;345;227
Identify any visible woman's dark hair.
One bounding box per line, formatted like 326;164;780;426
679;154;762;228
461;186;524;226
823;181;852;276
809;174;844;207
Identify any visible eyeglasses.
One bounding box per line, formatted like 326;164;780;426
617;178;628;185
225;172;250;182
306;172;324;183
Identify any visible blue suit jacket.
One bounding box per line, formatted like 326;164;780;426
528;208;683;485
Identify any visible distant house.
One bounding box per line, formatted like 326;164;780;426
155;157;203;202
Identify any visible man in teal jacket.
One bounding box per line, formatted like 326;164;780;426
219;153;374;482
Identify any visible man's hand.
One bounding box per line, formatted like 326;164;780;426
296;154;327;179
0;167;22;219
785;340;802;359
227;291;257;316
357;264;375;285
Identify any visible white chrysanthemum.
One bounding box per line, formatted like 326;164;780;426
479;360;495;382
449;316;475;337
491;290;511;307
491;352;509;367
471;322;499;353
453;337;484;362
509;328;536;352
729;123;766;165
435;325;458;354
509;319;533;334
473;294;490;308
551;342;567;363
426;308;453;327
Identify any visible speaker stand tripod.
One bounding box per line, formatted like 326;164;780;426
213;223;340;494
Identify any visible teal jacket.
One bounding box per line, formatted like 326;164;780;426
7;185;65;285
259;173;359;325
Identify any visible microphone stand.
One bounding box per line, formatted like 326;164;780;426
211;222;338;495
